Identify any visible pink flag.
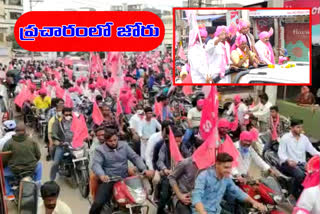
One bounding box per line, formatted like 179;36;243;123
199;86;219;140
55;86;65;99
169;127;183;163
178;45;187;60
218;135;239;167
14;87;28;108
53;71;61;80
154;101;163;120
65;67;73;80
92;102;104;125
182;72;193;95
71;113;89;148
64;93;73;108
192;130;216;170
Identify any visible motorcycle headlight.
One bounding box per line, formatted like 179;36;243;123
40;114;46;119
273;195;282;203
128;187;146;204
72;149;85;159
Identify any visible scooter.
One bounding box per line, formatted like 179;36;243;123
101;175;150;214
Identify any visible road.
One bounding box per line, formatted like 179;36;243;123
6;113;261;214
6;113;157;214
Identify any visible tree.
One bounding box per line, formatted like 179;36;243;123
6;33;22;49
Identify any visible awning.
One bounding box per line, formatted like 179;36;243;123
249;10;310;17
182;15;225;21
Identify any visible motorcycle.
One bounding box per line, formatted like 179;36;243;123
8;171;38;213
35;108;48;141
101;175;150;214
58;142;90;198
235;176;294;214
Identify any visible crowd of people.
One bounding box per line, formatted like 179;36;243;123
0;54;319;214
177;18;290;84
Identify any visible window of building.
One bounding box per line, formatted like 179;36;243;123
9;12;21;20
8;0;22;6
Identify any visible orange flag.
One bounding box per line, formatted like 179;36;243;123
192;130;216;170
92;102;104;125
71;113;89;148
169;127;183;163
14;86;28;108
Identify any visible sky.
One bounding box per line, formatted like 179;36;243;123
23;0;184;12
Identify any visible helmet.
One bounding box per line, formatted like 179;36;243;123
3;120;16;132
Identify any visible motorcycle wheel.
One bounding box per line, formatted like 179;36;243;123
70;170;78;189
78;169;89;198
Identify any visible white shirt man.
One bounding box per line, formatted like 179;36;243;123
188;42;209;83
145;132;163;170
227;102;248;126
187;107;202;128
294;186;320;214
232;139;270;176
129;110;145;137
278;132;320;165
206;37;231;83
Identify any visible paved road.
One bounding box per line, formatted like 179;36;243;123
6;113;157;214
6;114;261;214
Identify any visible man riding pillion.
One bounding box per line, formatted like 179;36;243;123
232;131;278;183
168;157;199;214
0;120;16;151
182;99;203;147
89;129;154;214
278;119;320;200
50;107;74;181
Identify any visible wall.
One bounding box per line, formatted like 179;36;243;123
277;100;320;139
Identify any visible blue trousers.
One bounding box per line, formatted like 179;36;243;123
4;162;42;196
50;146;64;181
182;129;193;148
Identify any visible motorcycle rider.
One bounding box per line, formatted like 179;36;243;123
33;88;51;110
47;99;64;161
168;157;199;214
89;129;154;214
156;128;191;214
182;99;203;147
263;105;290;155
192;153;267;214
140;107;161;161
249;93;272;133
50;107;74;181
2;122;42;199
278;119;320;199
89;127;105;200
232;131;278;183
0;120;16;151
293;156;320;214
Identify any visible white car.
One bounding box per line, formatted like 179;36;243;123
234;62;310;84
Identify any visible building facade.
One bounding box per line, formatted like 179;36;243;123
0;0;23;61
